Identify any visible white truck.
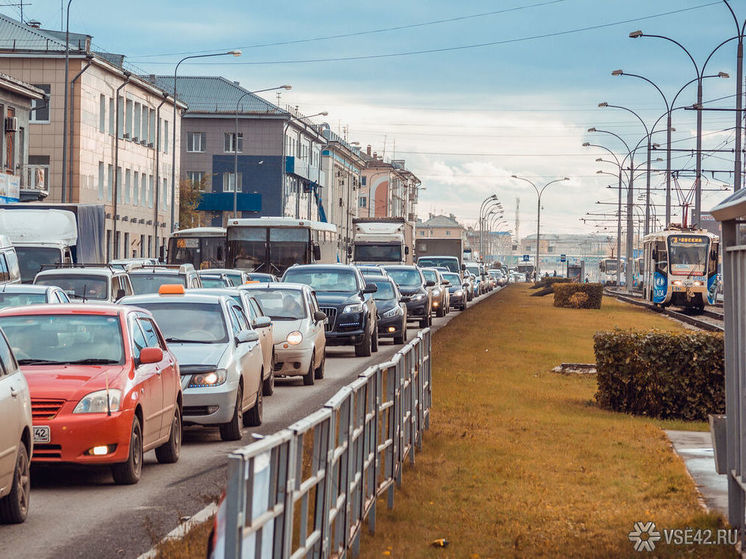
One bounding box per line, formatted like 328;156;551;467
0;205;105;283
351;217;412;265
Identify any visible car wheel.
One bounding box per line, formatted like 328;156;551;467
371;325;379;353
394;320;406;345
303;352;316;385
355;326;372;357
155;407;182;464
219;385;243;441
436;303;445;318
314;350;325;379
262;360;275;396
419;315;428;328
0;443;30;523
112;416;143;485
243;385;262;427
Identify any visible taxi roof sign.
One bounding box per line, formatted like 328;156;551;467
158;284;186;295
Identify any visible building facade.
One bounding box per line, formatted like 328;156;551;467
152;76;328;226
0;14;183;260
320;127;363;261
0;71;43;202
416;214;465;239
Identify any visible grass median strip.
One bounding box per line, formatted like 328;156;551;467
360;285;734;558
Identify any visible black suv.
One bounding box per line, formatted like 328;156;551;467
282;264;379;357
383;265;434;328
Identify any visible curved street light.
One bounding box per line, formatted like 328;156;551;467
510;175;568;280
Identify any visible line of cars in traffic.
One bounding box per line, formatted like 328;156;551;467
0;255;495;524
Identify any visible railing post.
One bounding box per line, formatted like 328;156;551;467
224;453;244;559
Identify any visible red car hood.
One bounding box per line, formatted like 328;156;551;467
21;364;128;401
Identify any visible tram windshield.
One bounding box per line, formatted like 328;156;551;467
667;235;709;276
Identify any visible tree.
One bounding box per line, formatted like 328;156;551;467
179;176;206;229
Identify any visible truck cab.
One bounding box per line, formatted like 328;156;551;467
14;241;73;284
352;217;411;265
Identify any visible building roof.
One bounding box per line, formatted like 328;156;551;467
0;13;90;52
0;71;44;100
150;75;287;116
419;215;463;229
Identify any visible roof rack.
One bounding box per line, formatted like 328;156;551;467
127;263;195;273
39;262;120;272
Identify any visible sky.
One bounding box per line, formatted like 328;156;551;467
3;0;744;238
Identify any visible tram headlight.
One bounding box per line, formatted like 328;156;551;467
694;281;703;286
673;280;683;286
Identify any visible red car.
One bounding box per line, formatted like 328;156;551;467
0;304;182;485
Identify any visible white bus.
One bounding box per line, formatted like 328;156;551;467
226;217;338;275
167;227;227;269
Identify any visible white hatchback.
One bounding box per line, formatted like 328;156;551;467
0;328;31;523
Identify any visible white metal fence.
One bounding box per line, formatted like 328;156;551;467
216;328;432;559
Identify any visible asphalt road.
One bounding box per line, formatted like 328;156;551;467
0;288;499;559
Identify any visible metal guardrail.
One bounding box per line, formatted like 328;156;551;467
218;328;432;559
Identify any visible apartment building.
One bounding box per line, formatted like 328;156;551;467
151;76;328;226
416;214;465;239
0;71;44;202
320;127;363;261
0;14;184;259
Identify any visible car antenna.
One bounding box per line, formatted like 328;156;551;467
82;284;87;303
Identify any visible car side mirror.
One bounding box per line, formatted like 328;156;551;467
426;280;435;287
236;330;260;344
363;283;378;294
253;316;271;329
139;347;163;365
442;279;450;286
313;310;327;323
313;243;321;261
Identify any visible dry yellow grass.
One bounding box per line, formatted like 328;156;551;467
153;516;214;559
359;285;734;559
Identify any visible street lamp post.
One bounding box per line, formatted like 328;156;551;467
482;200;502;261
233;85;292;218
171;50;241;234
511;175;569;280
478;194;497;259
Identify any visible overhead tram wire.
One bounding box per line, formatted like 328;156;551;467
131;0;571;58
129;2;720;66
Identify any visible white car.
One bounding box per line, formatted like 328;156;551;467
240;283;326;386
0;328;31;523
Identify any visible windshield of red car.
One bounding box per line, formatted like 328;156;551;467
0;314;125;365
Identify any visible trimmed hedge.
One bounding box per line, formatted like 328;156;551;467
530;277;572;290
594;329;724;421
553;283;603;309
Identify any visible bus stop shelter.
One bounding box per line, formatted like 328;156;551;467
711;188;746;533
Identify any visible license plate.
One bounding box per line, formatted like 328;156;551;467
33;426;50;444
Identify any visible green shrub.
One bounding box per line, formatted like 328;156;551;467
530;277;572;290
553;283;603;309
594;329;724;421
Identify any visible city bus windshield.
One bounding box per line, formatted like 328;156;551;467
168;236;225;269
228;227;310;275
668;235;708;276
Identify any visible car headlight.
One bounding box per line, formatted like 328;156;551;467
342;303;364;314
411;294;426;302
454;290;464;297
73;389;122;414
188;369;227;388
286;331;303;345
383;306;402;318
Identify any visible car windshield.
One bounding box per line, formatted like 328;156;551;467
247;274;274;283
417;257;459;273
371;281;396;301
133;302;228;343
35;274;108;301
15;247;62;283
421;269;437;283
225;273;244;285
0;313;124;365
385;268;421;287
442;273;461;285
0;292;47;309
200;277;230;288
130;273;187;294
249;290;306;320
283;269;359;293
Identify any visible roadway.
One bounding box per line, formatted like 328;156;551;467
0;289;500;559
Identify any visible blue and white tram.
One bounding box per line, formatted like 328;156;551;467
642;228;719;310
599;257;624;285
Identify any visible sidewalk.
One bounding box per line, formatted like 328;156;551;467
667;430;728;517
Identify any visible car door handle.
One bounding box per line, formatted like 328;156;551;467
9;386;18;398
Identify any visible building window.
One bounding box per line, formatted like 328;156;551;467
108;98;114;135
187;132;206;153
140;234;145;257
148;175;154;208
187;171;204;187
141;105;149;144
117;96;124;139
359;196;367;208
224;132;243;153
116;167;122;202
147;235;152;258
446;230;451;236
124;232;130;258
30;84;50;122
141;174;147;207
133;171;139;205
222;172;241;192
149;109;155;146
162;178;168;209
125;169;131;204
133;102;141;141
97;161;104;200
99;95;106;133
163;121;169;154
107;164;113;201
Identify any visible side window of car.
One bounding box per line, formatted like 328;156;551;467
0;331;18;376
121;275;133;296
233;305;250;331
0;253;9;283
311;292;321;313
130;318;148;360
226;305;242;336
138;318;162;349
245;299;258;323
4;250;19;282
249;298;265;320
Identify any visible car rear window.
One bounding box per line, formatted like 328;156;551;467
132;302;228;343
130;273;187;294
